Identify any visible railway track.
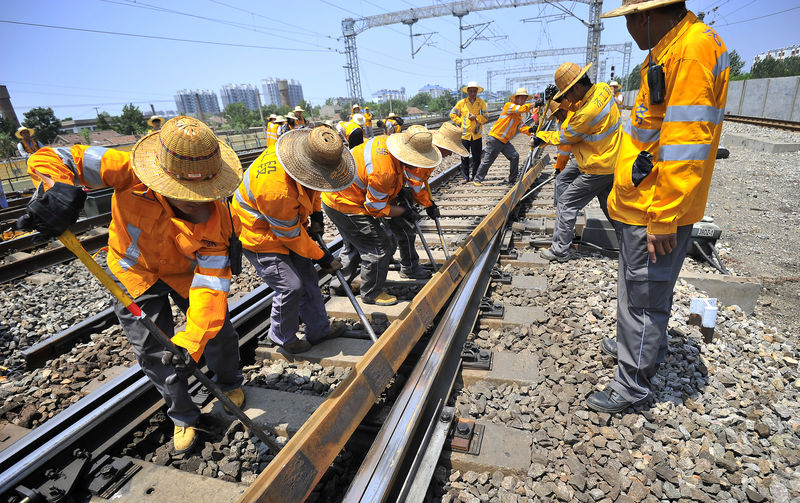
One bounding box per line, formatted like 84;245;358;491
722;114;800;132
0;124;566;502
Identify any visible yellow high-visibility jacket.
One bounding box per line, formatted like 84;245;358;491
27;146;233;361
232;149;324;261
552;111;574;172
537;83;621;175
363;111;373;127
266;122;279;149
489;102;532;143
607;11;729;235
337;120;361;139
385;119;401;134
449;97;488;140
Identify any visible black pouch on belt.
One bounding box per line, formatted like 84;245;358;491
226;200;242;276
632;151;654;187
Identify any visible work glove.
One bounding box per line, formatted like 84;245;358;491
544;84;559;102
532;136;545;148
402;204;422;223
16;182;86;239
315;250;336;270
162;344;196;385
321;257;343;275
425;203;440;219
309;211;324;236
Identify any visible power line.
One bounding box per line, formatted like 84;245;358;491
0;19;334;52
714;5;800;26
17;100;174;108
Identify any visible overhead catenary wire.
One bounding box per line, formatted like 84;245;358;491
714;5;800;26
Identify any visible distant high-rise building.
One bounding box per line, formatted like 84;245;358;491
754;45;800;64
372;87;406;103
261;78;304;107
174;89;221;115
220;84;260;111
418;84;449;99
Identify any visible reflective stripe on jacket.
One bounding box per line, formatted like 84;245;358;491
537;83;621;175
266;122;279;148
402;165;435;208
338;121;361;139
489;102;532;143
321;136;403;217
27;146;233;360
385;119;401;134
607;11;729;234
449;97;488;140
231;148;324;260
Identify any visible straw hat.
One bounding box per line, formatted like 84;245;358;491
275;126;356;192
294;106;305;113
351;113;366;126
601;0;685;18
147;115;164;127
130;116;243;202
509;87;532;101
286;112;297;121
275;115;287;123
432;122;469;157
553;62;594;100
387;112;398;119
15;126;34;139
461;81;485;94
269;114;277;120
352;104;361;110
386;125;442;169
609;80;621;89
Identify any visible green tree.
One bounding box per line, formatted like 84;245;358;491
223;103;258;131
22;107;61;144
0;115;17;137
79;128;92;145
96;112;112;130
783;56;800;77
622;64;641;91
729;50;745;77
408;92;432;109
428;94;457;114
111;104;146;135
0;132;17;160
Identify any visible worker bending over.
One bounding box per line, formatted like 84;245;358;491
232;126;354;354
384;113;402;135
22;117;245;454
534;62;622;262
587;0;729;413
338;114;365;149
450;81;488;182
321;125;444;306
472;87;534;186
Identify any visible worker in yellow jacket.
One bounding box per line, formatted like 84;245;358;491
472;87;533;186
450;81;488;182
363;106;374;138
534;61;622;262
146;115;164;134
293;106;307;127
322;126;443;306
266;115;279;149
384;113;402;134
21;117;245;454
232;127;355;354
337;114;365;148
586;0;730;414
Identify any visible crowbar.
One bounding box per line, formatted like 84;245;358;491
424;181;450;260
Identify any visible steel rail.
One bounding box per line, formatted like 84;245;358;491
723;113;800;132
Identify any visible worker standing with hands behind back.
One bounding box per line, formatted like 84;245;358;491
586;0;730;414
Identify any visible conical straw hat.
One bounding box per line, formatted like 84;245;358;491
553;62;594;100
601;0;685;18
509;87;532;101
130;116;243;202
432;122;470;157
276;126;357;192
15;126;34;139
147;115;164;127
386;125;442;169
351;113;366;126
461;81;485;93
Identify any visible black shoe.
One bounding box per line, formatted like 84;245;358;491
601;338;618;358
280;339;312;354
399;266;432;280
586;387;634;414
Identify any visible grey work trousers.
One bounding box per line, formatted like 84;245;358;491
474;137;519;183
365;126;373;138
243;250;331;346
550;172;614;256
113;279;242;427
554;159;580;208
323;204;397;301
608;223;692;403
387;215;419;270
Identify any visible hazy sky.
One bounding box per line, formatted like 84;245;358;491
2;0;798;120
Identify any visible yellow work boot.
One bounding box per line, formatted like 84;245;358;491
173;425;198;454
225;387;245;409
362;292;399;306
472;180;483;186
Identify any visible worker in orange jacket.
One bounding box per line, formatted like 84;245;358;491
472;87;534;186
16;126;43;159
21;117;245;454
587;0;730;414
293;106;307;127
232;126;355;354
321;125;445;306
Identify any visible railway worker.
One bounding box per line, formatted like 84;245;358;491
384;113;402;135
337;114;365;149
449;81;488;182
293;106;307;127
232;126;354;354
533;61;622;262
472;87;534;187
349;104;362;120
274;115;288;140
16;126;43;159
586;0;730;414
22;116;245;454
266;115;280;149
322;125;442;306
146;115;164;134
610;80;625;107
363;106;374;138
282;113;298;135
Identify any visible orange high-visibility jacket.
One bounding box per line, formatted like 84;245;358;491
266;122;279;149
20;138;42;154
608;12;729;235
363;111;373;127
322;136;404;217
231;149;324;260
27;146;233;361
401;165;435;208
295;115;307;127
537;83;621;175
450;97;488;140
489;102;532;143
385;119;401;134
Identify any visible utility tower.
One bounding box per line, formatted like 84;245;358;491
340;0;600;103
